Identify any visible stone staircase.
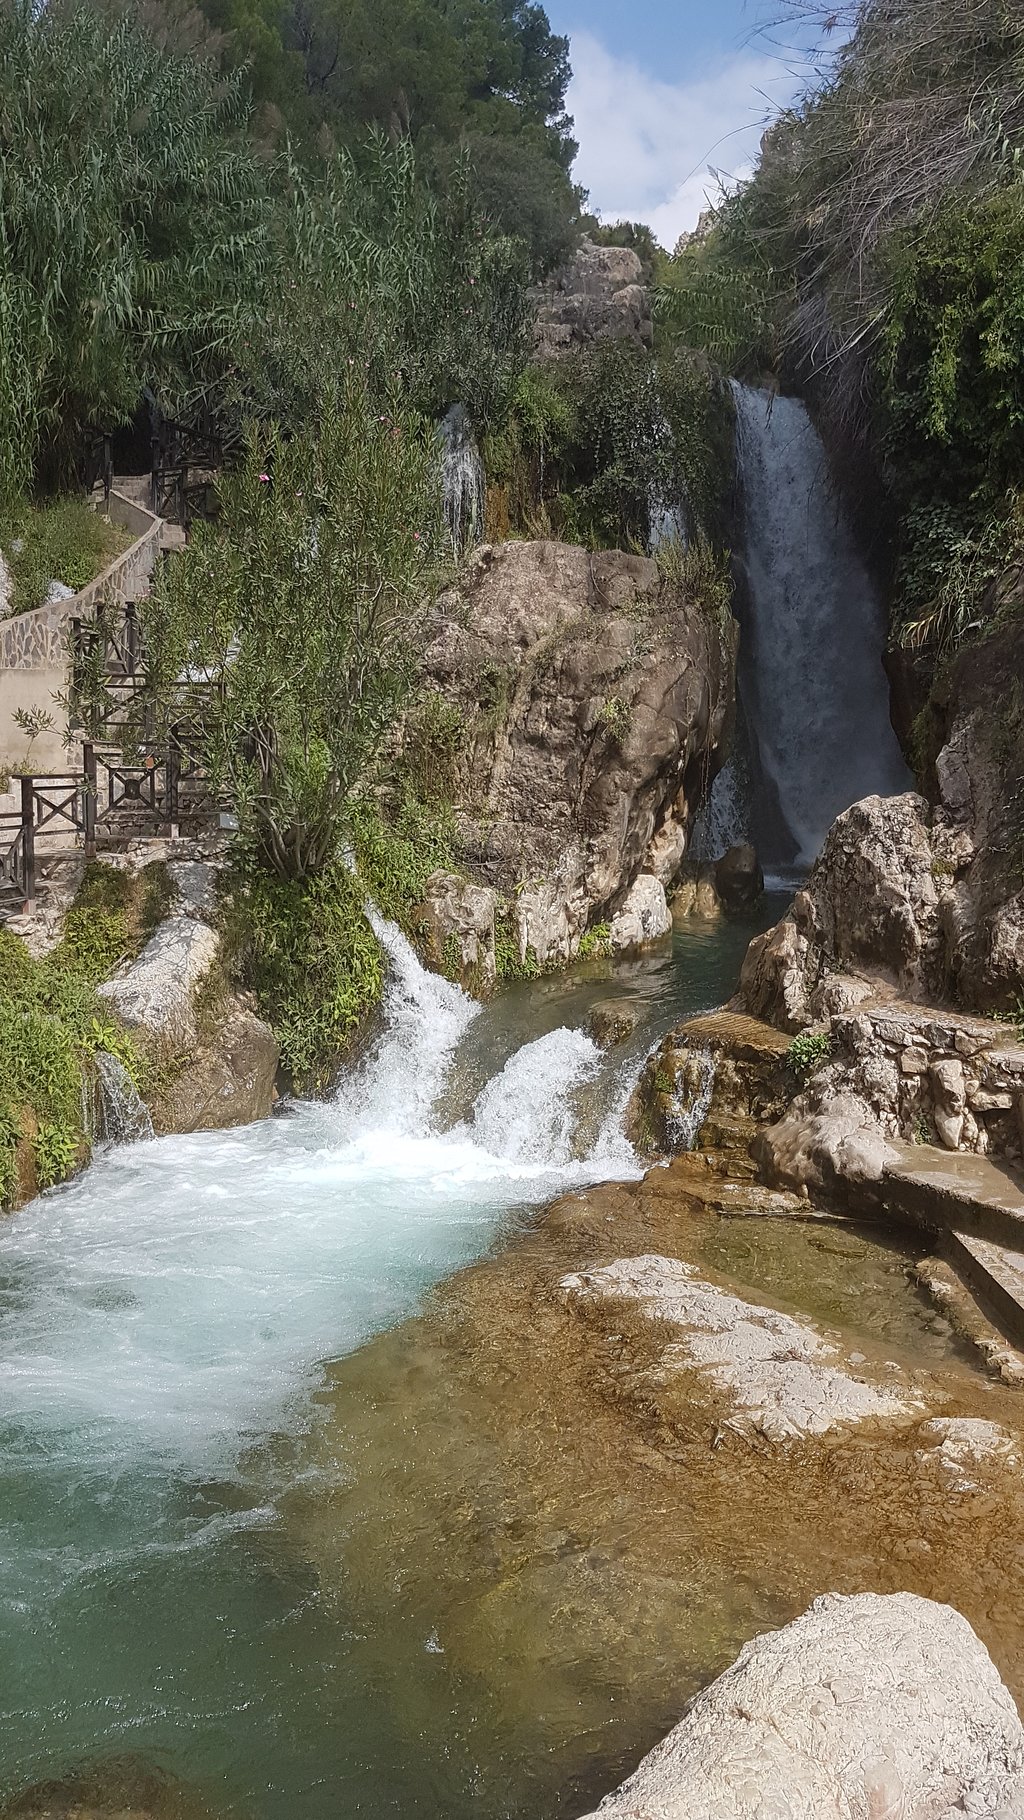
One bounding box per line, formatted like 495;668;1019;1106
884;1142;1024;1346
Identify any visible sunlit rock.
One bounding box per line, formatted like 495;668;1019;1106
577;1592;1024;1820
561;1254;917;1441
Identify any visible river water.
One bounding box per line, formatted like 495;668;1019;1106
0;907;776;1817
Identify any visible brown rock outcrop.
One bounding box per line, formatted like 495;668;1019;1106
147;996;279;1137
532;240;653;360
423;540;735;968
630;1011;793;1160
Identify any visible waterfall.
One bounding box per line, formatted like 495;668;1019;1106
470;1027;603;1167
333;906;481;1139
731;385;910;872
666;1047;716;1151
692;756;751;866
95;1051;154;1146
439;404;485;558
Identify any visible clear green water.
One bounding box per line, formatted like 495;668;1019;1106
6;898;956;1820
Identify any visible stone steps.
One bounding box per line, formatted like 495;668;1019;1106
883;1140;1024;1252
879;1140;1024;1347
943;1230;1024;1349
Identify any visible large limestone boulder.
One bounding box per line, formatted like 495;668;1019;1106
420;869;497;988
423;540;735;969
739;792;946;1031
147;998;278;1136
578;1591;1024;1819
608;874;672;952
533;240;653;359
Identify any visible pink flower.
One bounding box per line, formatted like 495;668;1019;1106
259;473;270;483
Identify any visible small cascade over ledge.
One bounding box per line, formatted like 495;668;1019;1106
731;384;910;874
95;1051;154;1147
439;404;485;558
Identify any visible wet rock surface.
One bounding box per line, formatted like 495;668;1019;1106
577;1592;1024;1820
146;997;279;1136
0;1761;225;1819
423;540;735;968
562;1253;917;1440
630;1011;793;1159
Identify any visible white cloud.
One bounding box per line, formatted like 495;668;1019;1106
566;31;800;248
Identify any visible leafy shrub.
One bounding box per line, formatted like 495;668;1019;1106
140;387;442;884
0;899;143;1206
786;1030;833;1081
0;496;128;613
225;860;384;1094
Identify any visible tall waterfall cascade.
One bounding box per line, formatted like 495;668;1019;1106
439;404;485;558
731;384;910;873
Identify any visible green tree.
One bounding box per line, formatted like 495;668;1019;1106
0;0;269;502
139;382;444;880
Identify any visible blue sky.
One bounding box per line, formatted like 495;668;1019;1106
545;0;826;247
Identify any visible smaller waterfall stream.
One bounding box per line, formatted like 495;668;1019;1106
95;1051;155;1146
731;385;910;871
439;405;485;558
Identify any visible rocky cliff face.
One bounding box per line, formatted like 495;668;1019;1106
421;539;735;970
532;240;653;360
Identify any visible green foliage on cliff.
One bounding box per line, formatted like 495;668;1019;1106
225;860;384;1093
653;0;1024;654
235;136;530;435
0;866;150;1207
483;341;735;550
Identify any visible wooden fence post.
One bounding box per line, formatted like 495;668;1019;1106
83;743;97;859
166;726;180;839
20;775;35;912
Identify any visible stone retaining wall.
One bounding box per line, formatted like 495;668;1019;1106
0;490;164;781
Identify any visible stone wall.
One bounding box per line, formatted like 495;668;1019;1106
0;490;164;785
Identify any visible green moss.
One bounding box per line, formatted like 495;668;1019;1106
494;912;540;981
47;860;171;985
578;922;611;959
0;911;143;1206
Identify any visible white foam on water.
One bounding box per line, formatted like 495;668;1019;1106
0;913;641;1483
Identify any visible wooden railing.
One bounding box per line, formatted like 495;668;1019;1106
2;603;224;912
1;737;222;911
